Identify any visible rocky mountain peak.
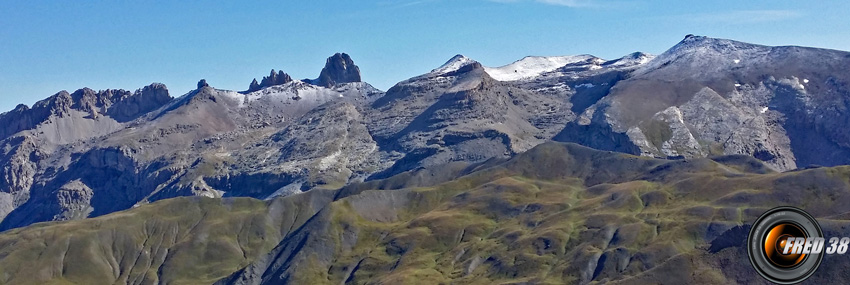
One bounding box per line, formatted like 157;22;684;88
633;35;765;77
143;82;168;92
313;53;361;88
44;90;74;116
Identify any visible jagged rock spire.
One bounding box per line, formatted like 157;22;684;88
249;78;260;92
248;69;293;92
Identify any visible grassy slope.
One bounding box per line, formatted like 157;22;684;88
3;142;850;284
223;143;850;284
0;189;334;285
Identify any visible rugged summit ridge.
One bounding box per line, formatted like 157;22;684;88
247;53;362;92
0;83;171;140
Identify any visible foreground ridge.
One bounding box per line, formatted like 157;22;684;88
1;142;850;284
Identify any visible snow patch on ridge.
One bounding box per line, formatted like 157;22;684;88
603;52;655;68
484;55;594;81
431;55;476;75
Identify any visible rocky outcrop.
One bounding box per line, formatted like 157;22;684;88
52;180;94;221
313;53;361;87
248;70;294;92
0;136;38;222
262;70;292;89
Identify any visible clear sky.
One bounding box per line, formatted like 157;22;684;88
2;0;849;111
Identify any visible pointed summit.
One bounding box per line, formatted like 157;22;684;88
314;53;361;87
249;78;260;92
431;54;478;75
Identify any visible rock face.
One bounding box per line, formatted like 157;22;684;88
313;53;362;87
0;38;849;232
0;83;172;224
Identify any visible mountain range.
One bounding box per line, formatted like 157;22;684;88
0;35;849;283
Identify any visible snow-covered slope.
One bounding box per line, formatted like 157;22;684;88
483;55;597;81
603;52;655;68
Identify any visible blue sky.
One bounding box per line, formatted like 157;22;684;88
1;0;849;111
